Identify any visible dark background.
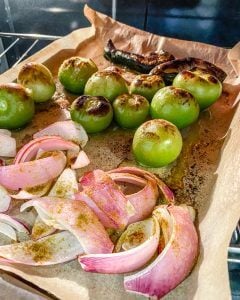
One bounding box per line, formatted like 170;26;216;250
0;0;239;70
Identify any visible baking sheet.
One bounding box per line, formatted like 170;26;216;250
0;5;240;300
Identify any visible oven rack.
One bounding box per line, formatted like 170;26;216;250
0;32;239;264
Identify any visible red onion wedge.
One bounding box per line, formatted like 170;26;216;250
0;214;29;234
0;231;84;265
49;168;78;199
14;136;79;164
0;151;66;190
124;205;198;298
109;171;159;224
11;181;52;200
33;120;88;148
0;222;17;240
108;167;175;204
79;217;160;274
71;150;90;170
21;197;114;254
0;185;11;212
31;216;56;240
79;170;135;230
0;133;16;157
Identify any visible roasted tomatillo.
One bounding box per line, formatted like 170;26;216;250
129;74;165;102
150;86;199;129
132;119;182;167
0;83;35;129
18;62;56;103
58;57;98;94
173;69;222;110
84;70;128;102
70;95;113;133
113;94;149;129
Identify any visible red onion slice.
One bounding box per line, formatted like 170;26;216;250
79;217;160;274
14;136;79;164
0;185;11;212
0;133;16;157
33;120;88;148
21;197;114;254
0;213;29;234
0;222;17;240
71;150;90;170
0;231;83;265
108;166;175;204
31;216;56;240
80;170;134;229
0;151;66;190
124;205;198;298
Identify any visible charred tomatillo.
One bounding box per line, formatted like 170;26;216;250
70;95;113;133
84;70;128;102
113;94;149;129
173;69;222;110
18;62;56;103
132;119;182;167
129;74;165;101
150;86;199;129
0;83;35;129
58;57;98;94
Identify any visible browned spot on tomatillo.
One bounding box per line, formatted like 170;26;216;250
208;75;218;84
97;70;123;80
181;70;195;79
116;94;148;111
133;74;164;88
74;95;111;116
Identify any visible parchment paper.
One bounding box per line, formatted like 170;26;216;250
0;5;240;300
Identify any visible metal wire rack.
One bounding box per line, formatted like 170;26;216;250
0;32;239;265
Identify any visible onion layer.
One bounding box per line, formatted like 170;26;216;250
0;231;83;265
49;168;78;199
0;133;16;157
108;166;175;204
0;151;66;190
0;213;29;234
79;217;160;274
124;205;198;298
109;170;159;224
33;120;88;148
0;185;11;212
31;216;56;240
14;136;79;164
21;197;114;254
79;170;134;229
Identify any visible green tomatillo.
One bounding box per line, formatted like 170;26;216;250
58;57;98;94
173;69;222;110
113;94;149;129
84;70;128;102
132;119;183;167
129;74;165;102
70;95;113;133
150;86;200;129
0;83;35;129
18;62;56;103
